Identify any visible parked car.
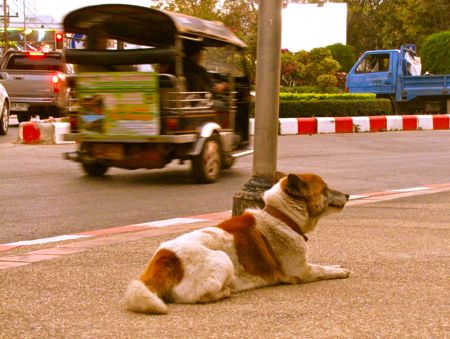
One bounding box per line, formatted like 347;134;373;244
0;83;10;135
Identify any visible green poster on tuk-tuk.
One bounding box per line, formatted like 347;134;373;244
76;72;160;137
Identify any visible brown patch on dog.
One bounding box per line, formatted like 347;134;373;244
140;249;184;302
218;213;283;281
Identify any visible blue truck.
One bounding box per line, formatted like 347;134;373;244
346;45;449;114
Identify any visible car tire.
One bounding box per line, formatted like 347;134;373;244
81;161;109;177
0;101;9;135
192;134;222;183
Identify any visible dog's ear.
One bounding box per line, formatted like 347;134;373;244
273;171;287;184
285;174;308;197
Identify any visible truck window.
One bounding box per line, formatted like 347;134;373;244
356;54;390;74
6;55;63;71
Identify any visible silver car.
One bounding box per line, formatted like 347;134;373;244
0;83;9;135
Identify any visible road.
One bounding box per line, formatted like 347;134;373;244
1;121;449;243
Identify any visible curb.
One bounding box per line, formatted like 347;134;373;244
1;182;450;270
18;121;73;144
250;114;450;135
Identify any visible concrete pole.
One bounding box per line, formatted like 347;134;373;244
232;0;282;216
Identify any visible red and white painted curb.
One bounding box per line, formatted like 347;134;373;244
250;114;450;135
18;121;73;144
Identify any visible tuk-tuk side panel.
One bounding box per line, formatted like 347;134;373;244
76;72;160;138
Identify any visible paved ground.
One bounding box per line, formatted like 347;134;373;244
1;189;449;338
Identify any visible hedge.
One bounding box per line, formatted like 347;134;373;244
279;99;392;118
279;92;376;101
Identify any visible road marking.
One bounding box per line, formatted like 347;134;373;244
135;217;206;228
6;234;93;247
1;183;450;257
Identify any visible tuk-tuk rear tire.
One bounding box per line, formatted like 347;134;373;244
191;134;222;183
221;155;235;169
81;161;109;177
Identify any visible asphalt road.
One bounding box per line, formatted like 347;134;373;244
1;122;449;244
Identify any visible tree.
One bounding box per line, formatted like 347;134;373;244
347;0;450;55
301;48;340;86
326;43;357;73
150;0;259;83
280;49;302;87
420;31;450;74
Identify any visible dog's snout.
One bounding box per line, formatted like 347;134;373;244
345;194;350;201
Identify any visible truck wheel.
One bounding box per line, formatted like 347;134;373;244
81;161;108;177
0;101;9;135
192;134;222;183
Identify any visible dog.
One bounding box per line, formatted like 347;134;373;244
124;172;350;314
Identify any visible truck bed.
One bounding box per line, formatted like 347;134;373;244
402;74;450;101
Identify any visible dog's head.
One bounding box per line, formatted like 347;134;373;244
264;172;349;233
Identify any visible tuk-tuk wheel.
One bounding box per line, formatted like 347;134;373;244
221;155;235;170
81;161;109;177
192;134;222;183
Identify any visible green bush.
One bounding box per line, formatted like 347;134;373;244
280;93;376;101
420;31;450;74
280;85;340;94
326;43;357;73
279;99;392;118
317;74;338;89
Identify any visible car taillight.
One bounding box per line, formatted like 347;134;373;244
52;75;60;93
27;51;45;57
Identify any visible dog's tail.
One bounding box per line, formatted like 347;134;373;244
124;280;168;314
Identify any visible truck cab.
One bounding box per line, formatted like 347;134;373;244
346;45;449;114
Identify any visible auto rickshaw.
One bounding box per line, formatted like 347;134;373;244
63;4;252;183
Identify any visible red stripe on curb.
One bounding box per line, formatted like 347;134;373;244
369;116;387;132
0;245;19;252
335;117;353;133
75;225;146;237
401;115;417;130
297;118;317;134
432;115;450;130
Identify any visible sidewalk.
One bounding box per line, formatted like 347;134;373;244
1;189;449;338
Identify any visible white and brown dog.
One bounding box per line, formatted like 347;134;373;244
124;172;350;314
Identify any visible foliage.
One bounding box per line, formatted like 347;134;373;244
280;48;340;88
420;31;450;74
150;0;259;83
325;43;357;73
347;0;450;55
317;74;337;89
280;93;376;101
280;49;302;87
279;99;392;118
280;86;340;94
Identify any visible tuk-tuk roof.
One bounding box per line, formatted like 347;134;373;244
63;4;246;49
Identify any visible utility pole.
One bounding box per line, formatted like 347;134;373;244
232;0;283;215
2;0;7;54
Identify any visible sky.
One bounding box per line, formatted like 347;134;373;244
30;0;151;22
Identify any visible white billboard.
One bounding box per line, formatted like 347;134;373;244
282;2;347;52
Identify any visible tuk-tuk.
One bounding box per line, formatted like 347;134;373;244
63;4;252;183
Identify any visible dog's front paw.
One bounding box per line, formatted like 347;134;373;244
334;265;351;278
326;265;351;279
